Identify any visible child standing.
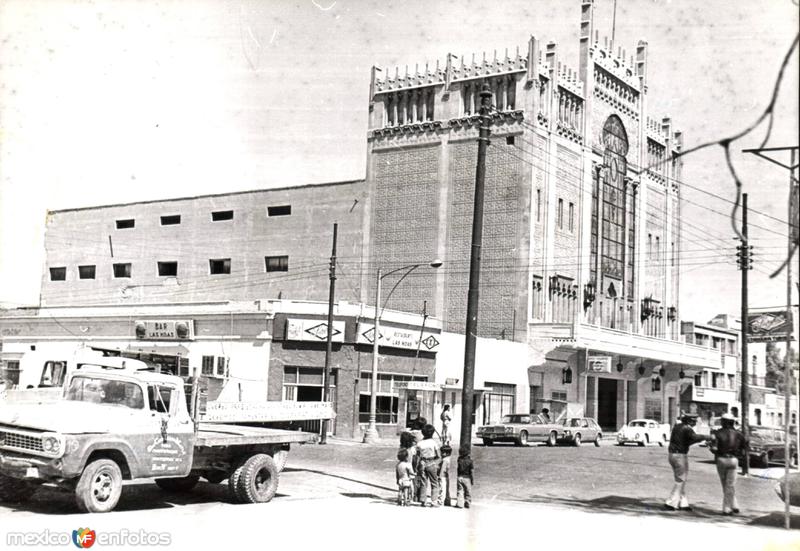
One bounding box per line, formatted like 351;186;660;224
395;449;415;506
456;448;474;509
437;444;452;506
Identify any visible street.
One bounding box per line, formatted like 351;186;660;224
2;439;800;550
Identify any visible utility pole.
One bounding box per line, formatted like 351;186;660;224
321;222;338;445
459;83;492;454
737;193;751;476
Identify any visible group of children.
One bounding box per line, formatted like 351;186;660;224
395;416;474;509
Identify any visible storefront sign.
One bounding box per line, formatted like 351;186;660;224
747;310;794;342
286;319;345;343
587;356;612;373
134;320;194;340
395;381;441;392
357;322;440;353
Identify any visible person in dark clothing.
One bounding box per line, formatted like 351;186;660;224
455;448;474;509
665;413;709;510
711;413;748;515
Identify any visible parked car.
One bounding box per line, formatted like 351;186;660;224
477;413;563;447
710;425;797;468
616;419;670;447
774;473;800;507
557;417;603;447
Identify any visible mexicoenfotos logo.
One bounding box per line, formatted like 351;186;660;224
72;528;96;549
6;528;171;547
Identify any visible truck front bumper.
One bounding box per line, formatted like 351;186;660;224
0;450;67;481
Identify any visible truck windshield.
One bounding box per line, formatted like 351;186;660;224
65;376;145;409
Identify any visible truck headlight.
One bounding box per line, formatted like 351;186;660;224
41;433;63;456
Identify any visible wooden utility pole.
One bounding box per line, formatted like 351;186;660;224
459;84;492;454
738;193;751;476
321;223;338;444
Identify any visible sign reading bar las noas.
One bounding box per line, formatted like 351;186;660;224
134;320;194;340
357;322;440;353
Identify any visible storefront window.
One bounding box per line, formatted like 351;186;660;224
283;366;336;403
644;398;662;422
357;372;426;424
483;382;516;425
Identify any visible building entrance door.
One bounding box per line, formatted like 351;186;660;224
597;378;618;431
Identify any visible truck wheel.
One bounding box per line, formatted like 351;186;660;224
271;449;289;473
75;459;123;513
155;475;200;493
0;474;33;503
227;458;248;503
237;454;279;504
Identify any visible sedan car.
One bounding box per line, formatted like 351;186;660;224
477;413;563;446
617;419;670;447
557;417;603;447
713;425;798;468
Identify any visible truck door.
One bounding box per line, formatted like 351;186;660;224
145;384;194;477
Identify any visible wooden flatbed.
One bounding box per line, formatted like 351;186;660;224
195;423;317;447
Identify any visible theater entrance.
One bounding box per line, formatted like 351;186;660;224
597;378;618;431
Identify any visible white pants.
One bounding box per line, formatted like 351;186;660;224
716;456;739;513
666;453;690;508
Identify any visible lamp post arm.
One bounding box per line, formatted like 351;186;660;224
380;264;422;314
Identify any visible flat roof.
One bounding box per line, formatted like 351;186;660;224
48;179;365;214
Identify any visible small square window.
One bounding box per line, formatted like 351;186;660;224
113;263;132;278
157;261;178;277
160;214;181;226
506;136;515;145
115;219;135;229
211;210;234;221
265;255;288;272
209;258;231;275
78;265;96;279
49;267;66;281
267;205;291;217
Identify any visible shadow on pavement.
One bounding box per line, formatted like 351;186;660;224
516;494;800;530
2;481;262;515
283;467;395;493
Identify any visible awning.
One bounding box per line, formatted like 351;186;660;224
127;343;190;356
89;344;190;357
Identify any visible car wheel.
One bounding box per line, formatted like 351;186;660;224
573;433;581;447
75;459;123;513
515;431;528;447
482;438;493;446
595;433;602;447
546;431;557;447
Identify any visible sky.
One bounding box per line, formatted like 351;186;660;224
0;0;797;326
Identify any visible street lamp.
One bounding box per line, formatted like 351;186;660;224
362;259;442;444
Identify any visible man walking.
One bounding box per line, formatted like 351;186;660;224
665;413;709;511
711;413;748;515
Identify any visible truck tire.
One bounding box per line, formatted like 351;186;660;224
227;459;248;503
155;475;200;493
75;459;123;513
0;474;32;503
237;454;279;504
272;449;289;473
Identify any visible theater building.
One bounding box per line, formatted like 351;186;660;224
360;0;719;430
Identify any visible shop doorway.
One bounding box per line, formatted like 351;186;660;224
597;378;618;431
